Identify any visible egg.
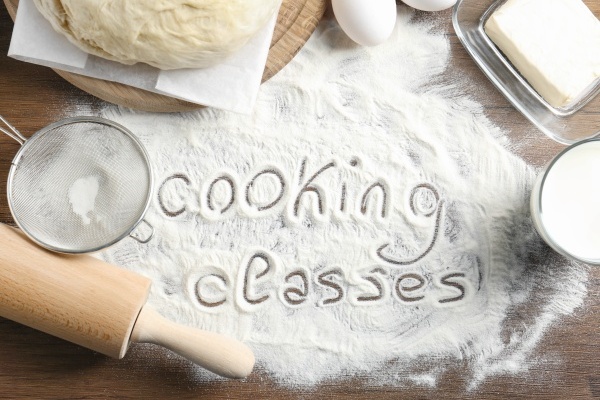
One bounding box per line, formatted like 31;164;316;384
332;0;397;46
401;0;457;12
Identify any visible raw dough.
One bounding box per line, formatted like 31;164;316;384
33;0;280;70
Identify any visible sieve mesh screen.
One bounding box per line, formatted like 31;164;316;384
8;119;152;253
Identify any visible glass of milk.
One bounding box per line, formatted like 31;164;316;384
531;138;600;264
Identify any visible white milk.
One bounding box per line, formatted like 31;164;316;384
531;139;600;263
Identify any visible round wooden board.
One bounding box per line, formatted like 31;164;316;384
3;0;326;112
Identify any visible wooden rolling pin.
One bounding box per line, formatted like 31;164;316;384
0;223;254;378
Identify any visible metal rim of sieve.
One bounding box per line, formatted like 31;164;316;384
4;116;154;254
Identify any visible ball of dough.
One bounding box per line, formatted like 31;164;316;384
33;0;280;70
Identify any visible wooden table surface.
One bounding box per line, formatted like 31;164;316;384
0;4;598;400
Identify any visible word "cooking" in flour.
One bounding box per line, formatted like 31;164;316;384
157;157;442;226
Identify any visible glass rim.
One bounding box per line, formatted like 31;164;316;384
535;137;600;264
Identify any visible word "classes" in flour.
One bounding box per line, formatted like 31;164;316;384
187;249;474;311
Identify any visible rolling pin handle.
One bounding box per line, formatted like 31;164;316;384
130;305;255;379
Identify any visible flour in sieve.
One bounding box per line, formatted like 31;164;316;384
68;175;100;225
98;7;587;389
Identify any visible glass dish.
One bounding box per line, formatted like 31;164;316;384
452;0;600;145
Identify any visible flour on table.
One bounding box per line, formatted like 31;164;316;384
98;7;587;390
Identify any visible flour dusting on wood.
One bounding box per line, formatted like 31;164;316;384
99;8;587;390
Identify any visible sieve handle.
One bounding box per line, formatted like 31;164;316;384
129;219;154;244
0;115;27;145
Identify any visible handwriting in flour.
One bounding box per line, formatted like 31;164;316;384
157;158;393;223
159;157;476;311
158;158;441;263
376;183;441;265
189;249;472;310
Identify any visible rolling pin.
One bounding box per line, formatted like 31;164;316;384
0;223;254;379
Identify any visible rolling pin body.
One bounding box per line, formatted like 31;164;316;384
0;223;149;358
0;224;255;378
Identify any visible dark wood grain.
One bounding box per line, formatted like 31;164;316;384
0;4;599;400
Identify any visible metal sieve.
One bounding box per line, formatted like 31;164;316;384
1;115;153;254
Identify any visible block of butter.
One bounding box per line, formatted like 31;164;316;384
485;0;600;108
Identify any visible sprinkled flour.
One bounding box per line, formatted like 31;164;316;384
99;8;587;390
68;175;99;225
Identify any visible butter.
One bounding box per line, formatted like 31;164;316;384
485;0;600;108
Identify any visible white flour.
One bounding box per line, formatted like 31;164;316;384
99;8;587;390
68;175;99;225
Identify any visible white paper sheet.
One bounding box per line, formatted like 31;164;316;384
8;0;279;114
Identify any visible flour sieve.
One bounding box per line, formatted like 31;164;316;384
1;115;153;254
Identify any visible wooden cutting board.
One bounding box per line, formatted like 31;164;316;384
3;0;326;112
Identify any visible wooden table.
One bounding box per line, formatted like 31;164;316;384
0;5;598;400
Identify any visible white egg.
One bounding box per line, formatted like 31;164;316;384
332;0;397;46
401;0;457;12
